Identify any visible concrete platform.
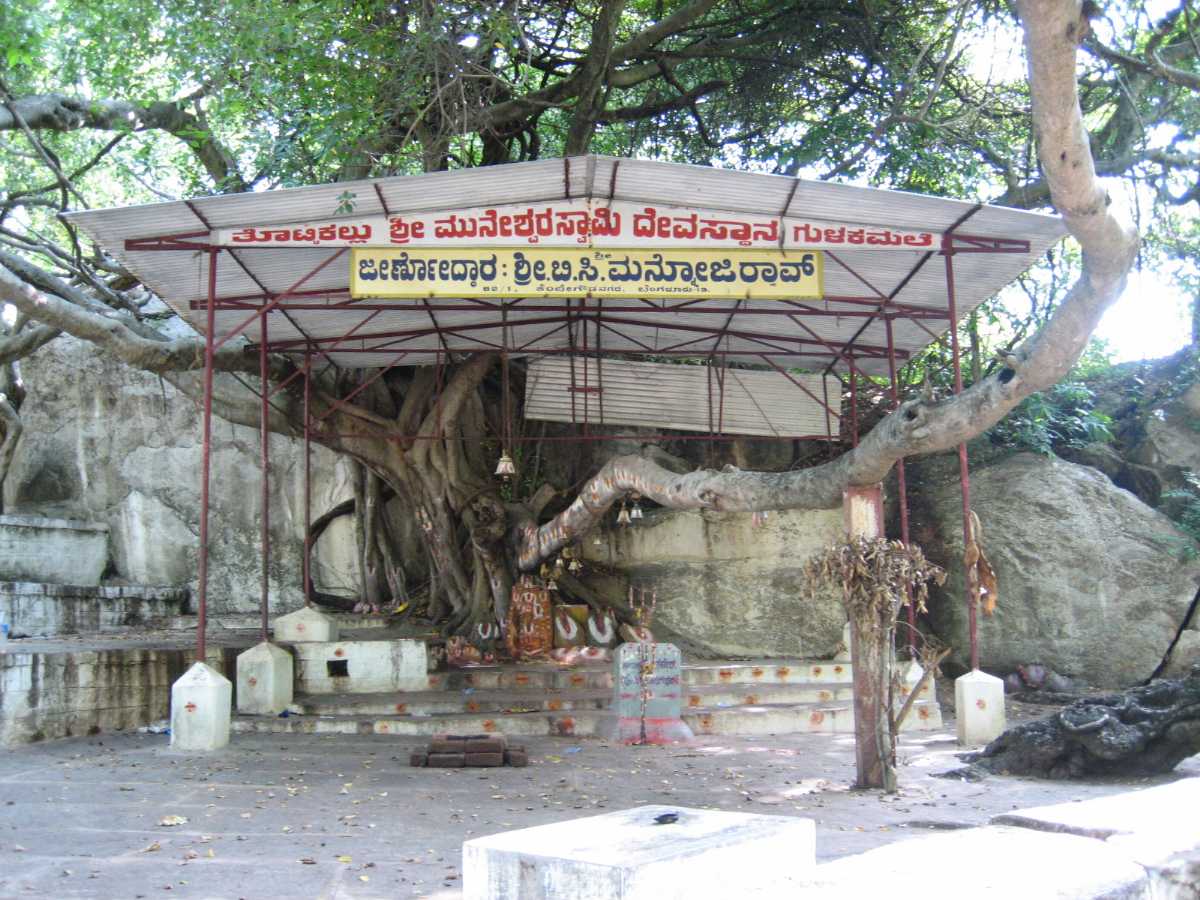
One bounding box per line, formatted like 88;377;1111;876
463;804;815;899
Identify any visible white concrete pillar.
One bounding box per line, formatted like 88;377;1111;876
955;669;1006;746
170;661;232;751
236;641;293;715
274;606;339;642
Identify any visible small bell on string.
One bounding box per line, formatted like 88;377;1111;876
568;557;583;574
592;532;604;546
547;577;559;591
616;502;632;526
630;496;644;520
494;450;516;478
554;555;565;573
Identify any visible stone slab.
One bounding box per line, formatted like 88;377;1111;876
274;606;339;643
795;825;1149;899
0;581;189;637
0;516;109;586
609;643;694;744
236;641;293;715
170;661;232;751
462;804;815;900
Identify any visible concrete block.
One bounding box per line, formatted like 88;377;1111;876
274;606;338;643
463;804;815;900
236;641;293;715
291;639;427;693
955;669;1005;746
994;779;1200;896
796;825;1148;899
0;516;109;586
608;643;694;744
170;662;232;751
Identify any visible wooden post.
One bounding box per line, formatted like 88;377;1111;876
842;483;895;792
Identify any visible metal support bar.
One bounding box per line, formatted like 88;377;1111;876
196;249;218;662
303;350;313;607
886;316;915;655
943;236;977;671
259;315;271;642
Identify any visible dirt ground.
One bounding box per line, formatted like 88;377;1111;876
1;694;1196;900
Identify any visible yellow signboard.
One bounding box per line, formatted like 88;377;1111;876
350;247;822;299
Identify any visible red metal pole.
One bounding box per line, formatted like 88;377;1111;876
886;317;915;655
943;237;977;671
848;358;859;447
196;248;218;663
259;315;271;642
303;349;312;607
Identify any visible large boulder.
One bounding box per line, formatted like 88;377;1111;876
3;335;373;616
917;452;1200;687
581;507;846;658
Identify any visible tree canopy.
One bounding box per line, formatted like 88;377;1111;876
0;0;1187;631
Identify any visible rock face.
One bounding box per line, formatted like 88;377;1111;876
582;507;846;659
918;452;1200;687
3;336;361;616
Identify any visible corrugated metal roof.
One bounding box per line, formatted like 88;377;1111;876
62;155;1067;382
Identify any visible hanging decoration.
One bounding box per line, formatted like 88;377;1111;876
630;492;644;520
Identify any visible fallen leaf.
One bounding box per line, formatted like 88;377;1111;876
141;842;162;853
299;858;316;865
359;875;370;883
336;855;353;863
158;815;188;827
182;850;198;861
206;849;215;858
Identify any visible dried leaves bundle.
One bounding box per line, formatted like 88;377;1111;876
802;537;946;625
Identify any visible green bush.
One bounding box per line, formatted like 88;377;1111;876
989;381;1113;455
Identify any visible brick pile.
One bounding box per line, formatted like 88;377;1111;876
410;733;529;768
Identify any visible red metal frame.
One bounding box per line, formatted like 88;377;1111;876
196;248;218;662
259;315;271;643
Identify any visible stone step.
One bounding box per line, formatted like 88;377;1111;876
293;688;610;717
428;664;613;692
684;695;943;737
233;708;603;739
682;682;856;709
682;660;852;687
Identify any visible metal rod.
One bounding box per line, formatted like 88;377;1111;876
196;248;218;663
848;358;858;447
259;315;271;643
886;316;914;656
303;349;313;607
943;236;977;671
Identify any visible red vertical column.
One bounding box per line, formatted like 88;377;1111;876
885;316;915;656
303;349;313;607
943;237;978;671
196;248;218;662
259;316;271;642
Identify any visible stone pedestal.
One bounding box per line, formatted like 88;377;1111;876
236;641;293;715
274;606;338;643
609;643;693;744
463;804;815;900
955;669;1006;746
170;662;231;751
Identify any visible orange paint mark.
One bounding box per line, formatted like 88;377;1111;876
812;666;823;676
184;702;197;713
554;717;576;736
570;674;586;687
378;724;389;733
743;694;759;705
688;695;702;708
718;669;733;682
427;676;441;688
809;710;825;725
394;703;407;714
775;666;791;680
296;623;306;632
466;701;480;713
976;699;987;710
482;720;497;732
334;648;345;658
547;699;563;711
515;673;530;686
819;690;831;701
247;676;258;687
698;714;714;732
918;707;930;720
833;665;844;674
751;667;764;679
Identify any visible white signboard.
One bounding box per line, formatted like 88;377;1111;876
210;199;937;252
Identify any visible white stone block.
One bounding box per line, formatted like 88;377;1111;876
236;641;293;715
462;804;815;900
292;639;427;693
796;825;1147;899
274;606;338;643
170;662;231;751
955;669;1006;746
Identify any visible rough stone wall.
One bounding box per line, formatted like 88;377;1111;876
3;336;361;616
582;507;846;659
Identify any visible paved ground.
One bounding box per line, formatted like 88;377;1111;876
1;702;1196;900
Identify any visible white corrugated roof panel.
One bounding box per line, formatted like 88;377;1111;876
61;155;1066;381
